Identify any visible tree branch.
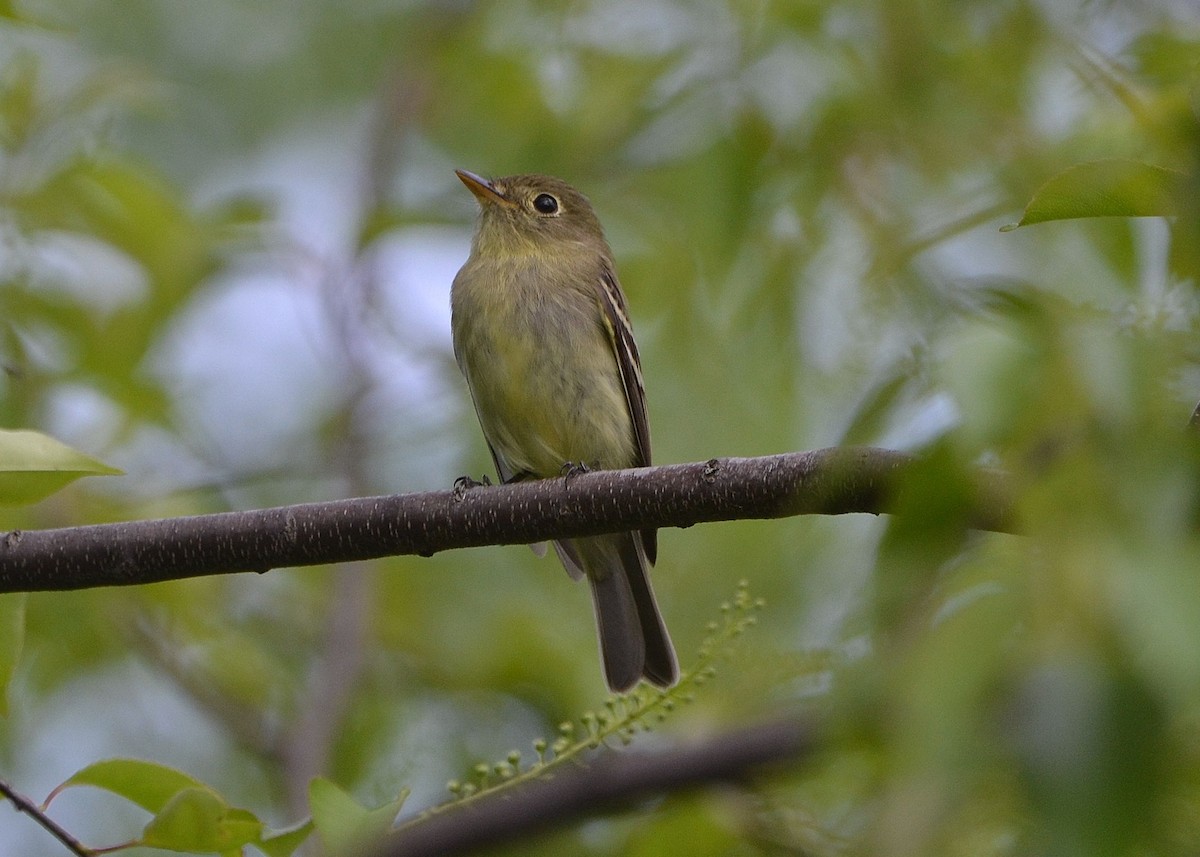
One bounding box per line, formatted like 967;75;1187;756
0;777;92;857
358;717;816;857
0;447;1015;594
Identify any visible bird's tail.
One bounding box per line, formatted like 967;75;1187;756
570;532;678;692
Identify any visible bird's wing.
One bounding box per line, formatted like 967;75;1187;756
598;263;657;565
483;436;517;484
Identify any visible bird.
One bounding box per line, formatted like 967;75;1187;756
450;169;678;692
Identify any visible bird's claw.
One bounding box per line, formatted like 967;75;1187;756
560;460;597;482
452;474;491;500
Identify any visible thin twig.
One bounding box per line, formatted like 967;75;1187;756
358;717;816;857
0;777;92;857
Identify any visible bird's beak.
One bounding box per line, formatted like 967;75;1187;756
455;169;515;208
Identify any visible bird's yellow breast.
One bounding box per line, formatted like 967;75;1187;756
450;254;637;479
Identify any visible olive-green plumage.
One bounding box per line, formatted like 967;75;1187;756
450;169;677;692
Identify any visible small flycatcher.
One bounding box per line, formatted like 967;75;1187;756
450;169;678;692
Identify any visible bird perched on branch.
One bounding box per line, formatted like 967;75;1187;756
450;169;677;692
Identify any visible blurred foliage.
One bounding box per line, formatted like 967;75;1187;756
2;0;1200;855
0;427;119;504
41;757;315;856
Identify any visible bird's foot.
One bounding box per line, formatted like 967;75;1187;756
452;474;491;501
560;460;598;483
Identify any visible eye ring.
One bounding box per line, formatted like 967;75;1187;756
532;193;559;215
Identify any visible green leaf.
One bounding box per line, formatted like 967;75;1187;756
0;593;25;717
140;786;262;853
140;787;225;851
46;758;207;813
0;429;122;506
49;760;277;854
309;777;407;855
256;818;315;857
309;778;369;855
1004;159;1189;229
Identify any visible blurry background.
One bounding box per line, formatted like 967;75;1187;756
2;0;1200;854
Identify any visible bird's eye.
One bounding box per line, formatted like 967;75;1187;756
532;193;559;214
